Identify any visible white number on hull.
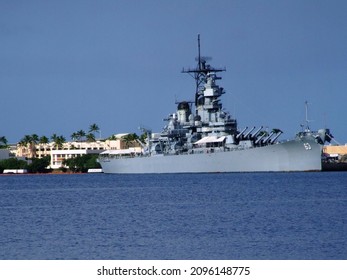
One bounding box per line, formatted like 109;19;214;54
304;143;312;150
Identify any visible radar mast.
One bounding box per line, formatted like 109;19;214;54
182;35;226;113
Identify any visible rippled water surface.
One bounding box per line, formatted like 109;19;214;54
1;172;346;259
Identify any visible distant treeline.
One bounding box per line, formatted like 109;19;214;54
0;154;101;174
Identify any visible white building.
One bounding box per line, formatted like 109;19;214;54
50;149;103;169
13;134;142;169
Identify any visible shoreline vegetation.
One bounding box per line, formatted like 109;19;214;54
0;171;86;176
0;154;101;175
0;123;145;175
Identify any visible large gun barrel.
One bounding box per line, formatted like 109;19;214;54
243;127;255;139
255;134;266;144
263;132;275;144
251;126;263;139
236;127;248;139
270;131;283;144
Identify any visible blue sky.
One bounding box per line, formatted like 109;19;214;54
1;0;347;144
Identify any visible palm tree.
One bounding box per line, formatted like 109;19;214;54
122;133;139;148
51;134;65;149
21;134;32;144
39;136;49;144
51;133;58;143
55;135;66;149
19;134;38;157
0;136;8;148
76;130;86;142
31;134;39;157
70;132;78;142
89;123;100;136
139;133;148;145
31;134;39;144
18;137;28;149
86;133;96;142
88;123;100;141
38;135;50;157
51;134;57;150
108;135;118;140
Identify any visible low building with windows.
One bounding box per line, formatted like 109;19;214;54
50;149;104;169
323;145;347;161
14;133;143;169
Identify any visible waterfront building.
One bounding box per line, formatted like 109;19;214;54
14;133;142;169
50;149;103;169
323;145;347;161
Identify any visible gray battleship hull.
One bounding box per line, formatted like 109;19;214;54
100;138;322;174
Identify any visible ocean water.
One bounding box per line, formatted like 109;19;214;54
0;172;346;260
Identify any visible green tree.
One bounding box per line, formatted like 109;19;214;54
0;158;28;173
89;123;100;139
27;156;51;173
71;132;78;141
56;135;66;149
51;133;58;143
76;130;86;142
19;134;39;157
39;136;49;144
0;136;8;148
139;133;148;145
20;135;31;146
108;135;118;140
86;133;96;142
51;134;66;149
39;135;49;150
122;133;139;148
63;154;101;173
85;155;101;170
31;134;39;144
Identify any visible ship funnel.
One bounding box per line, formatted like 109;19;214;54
177;101;191;123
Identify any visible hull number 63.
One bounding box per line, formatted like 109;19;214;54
304;143;312;150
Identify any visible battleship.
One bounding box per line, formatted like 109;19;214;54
99;36;332;174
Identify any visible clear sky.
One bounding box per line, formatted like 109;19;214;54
1;0;347;144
